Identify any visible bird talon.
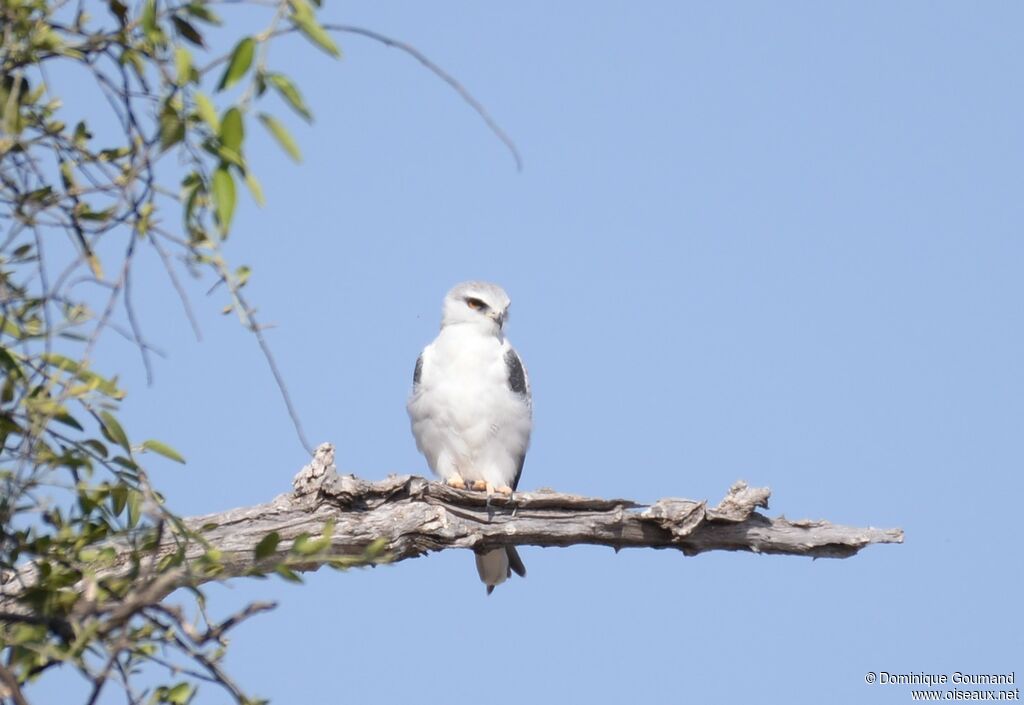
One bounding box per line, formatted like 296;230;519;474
483;483;515;512
471;480;488;491
446;475;467;490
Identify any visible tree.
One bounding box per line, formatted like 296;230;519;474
0;2;902;704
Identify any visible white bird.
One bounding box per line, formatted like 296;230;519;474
407;281;532;593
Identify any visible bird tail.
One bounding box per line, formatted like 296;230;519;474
476;546;527;595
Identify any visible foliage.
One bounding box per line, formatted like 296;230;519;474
0;1;343;702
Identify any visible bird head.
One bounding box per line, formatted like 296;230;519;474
441;281;512;334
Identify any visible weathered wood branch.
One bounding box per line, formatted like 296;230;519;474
1;443;903;609
285;442;902;557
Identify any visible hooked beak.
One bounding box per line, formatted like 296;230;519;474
487;310;505;328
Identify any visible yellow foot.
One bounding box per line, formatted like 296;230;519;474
485;483;514;496
446;475;467;490
471;480;488;491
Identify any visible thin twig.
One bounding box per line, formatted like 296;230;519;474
113;658;143;705
85;646;123;705
149;233;202;341
325;23;523;171
0;663;30;705
123;255;154;385
237;290;314;455
199;600;277;644
144;614;250;704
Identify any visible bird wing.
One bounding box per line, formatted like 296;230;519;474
412;353;423;388
506;546;527;578
503;346;530;576
504;347;530;491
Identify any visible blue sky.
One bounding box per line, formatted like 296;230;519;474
27;2;1023;703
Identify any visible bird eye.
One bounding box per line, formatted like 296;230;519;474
465;297;487;311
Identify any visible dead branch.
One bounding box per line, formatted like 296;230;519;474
1;443;903;610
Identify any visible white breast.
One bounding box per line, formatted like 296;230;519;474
407;325;532;489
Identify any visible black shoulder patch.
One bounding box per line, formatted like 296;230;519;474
413;355;423;386
505;349;527;396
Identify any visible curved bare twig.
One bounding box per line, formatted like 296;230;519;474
326;24;523;171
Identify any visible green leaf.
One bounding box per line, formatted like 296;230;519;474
212;144;244;169
184;3;222;25
194;91;219;131
254;532;280;560
63;365;123;399
235;265;252;287
292;533;330;556
40;352;81;373
140;0;157;36
217;37;256;92
364;537;390;559
168;683;193;705
122;47;146;80
98;411;130;453
110;485;128;515
83;439;109;458
211;165;236;233
171;16;205;47
111;455;139;471
126;490;142;528
2;77;23;135
108;0;128;24
219;107;244;154
174;47;193;85
290;0;341;58
257;113;301;162
98;146;130;161
244;172;265;207
291;533;311;553
142;440;186;464
0;346;22;375
159;102;185;150
267;73;312;122
78;205;117;222
275;564;302;583
54;413;83;431
72;121;92;147
59;160;76;189
2;318;24;340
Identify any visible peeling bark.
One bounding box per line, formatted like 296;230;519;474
1;443;903;608
193;443;904;573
